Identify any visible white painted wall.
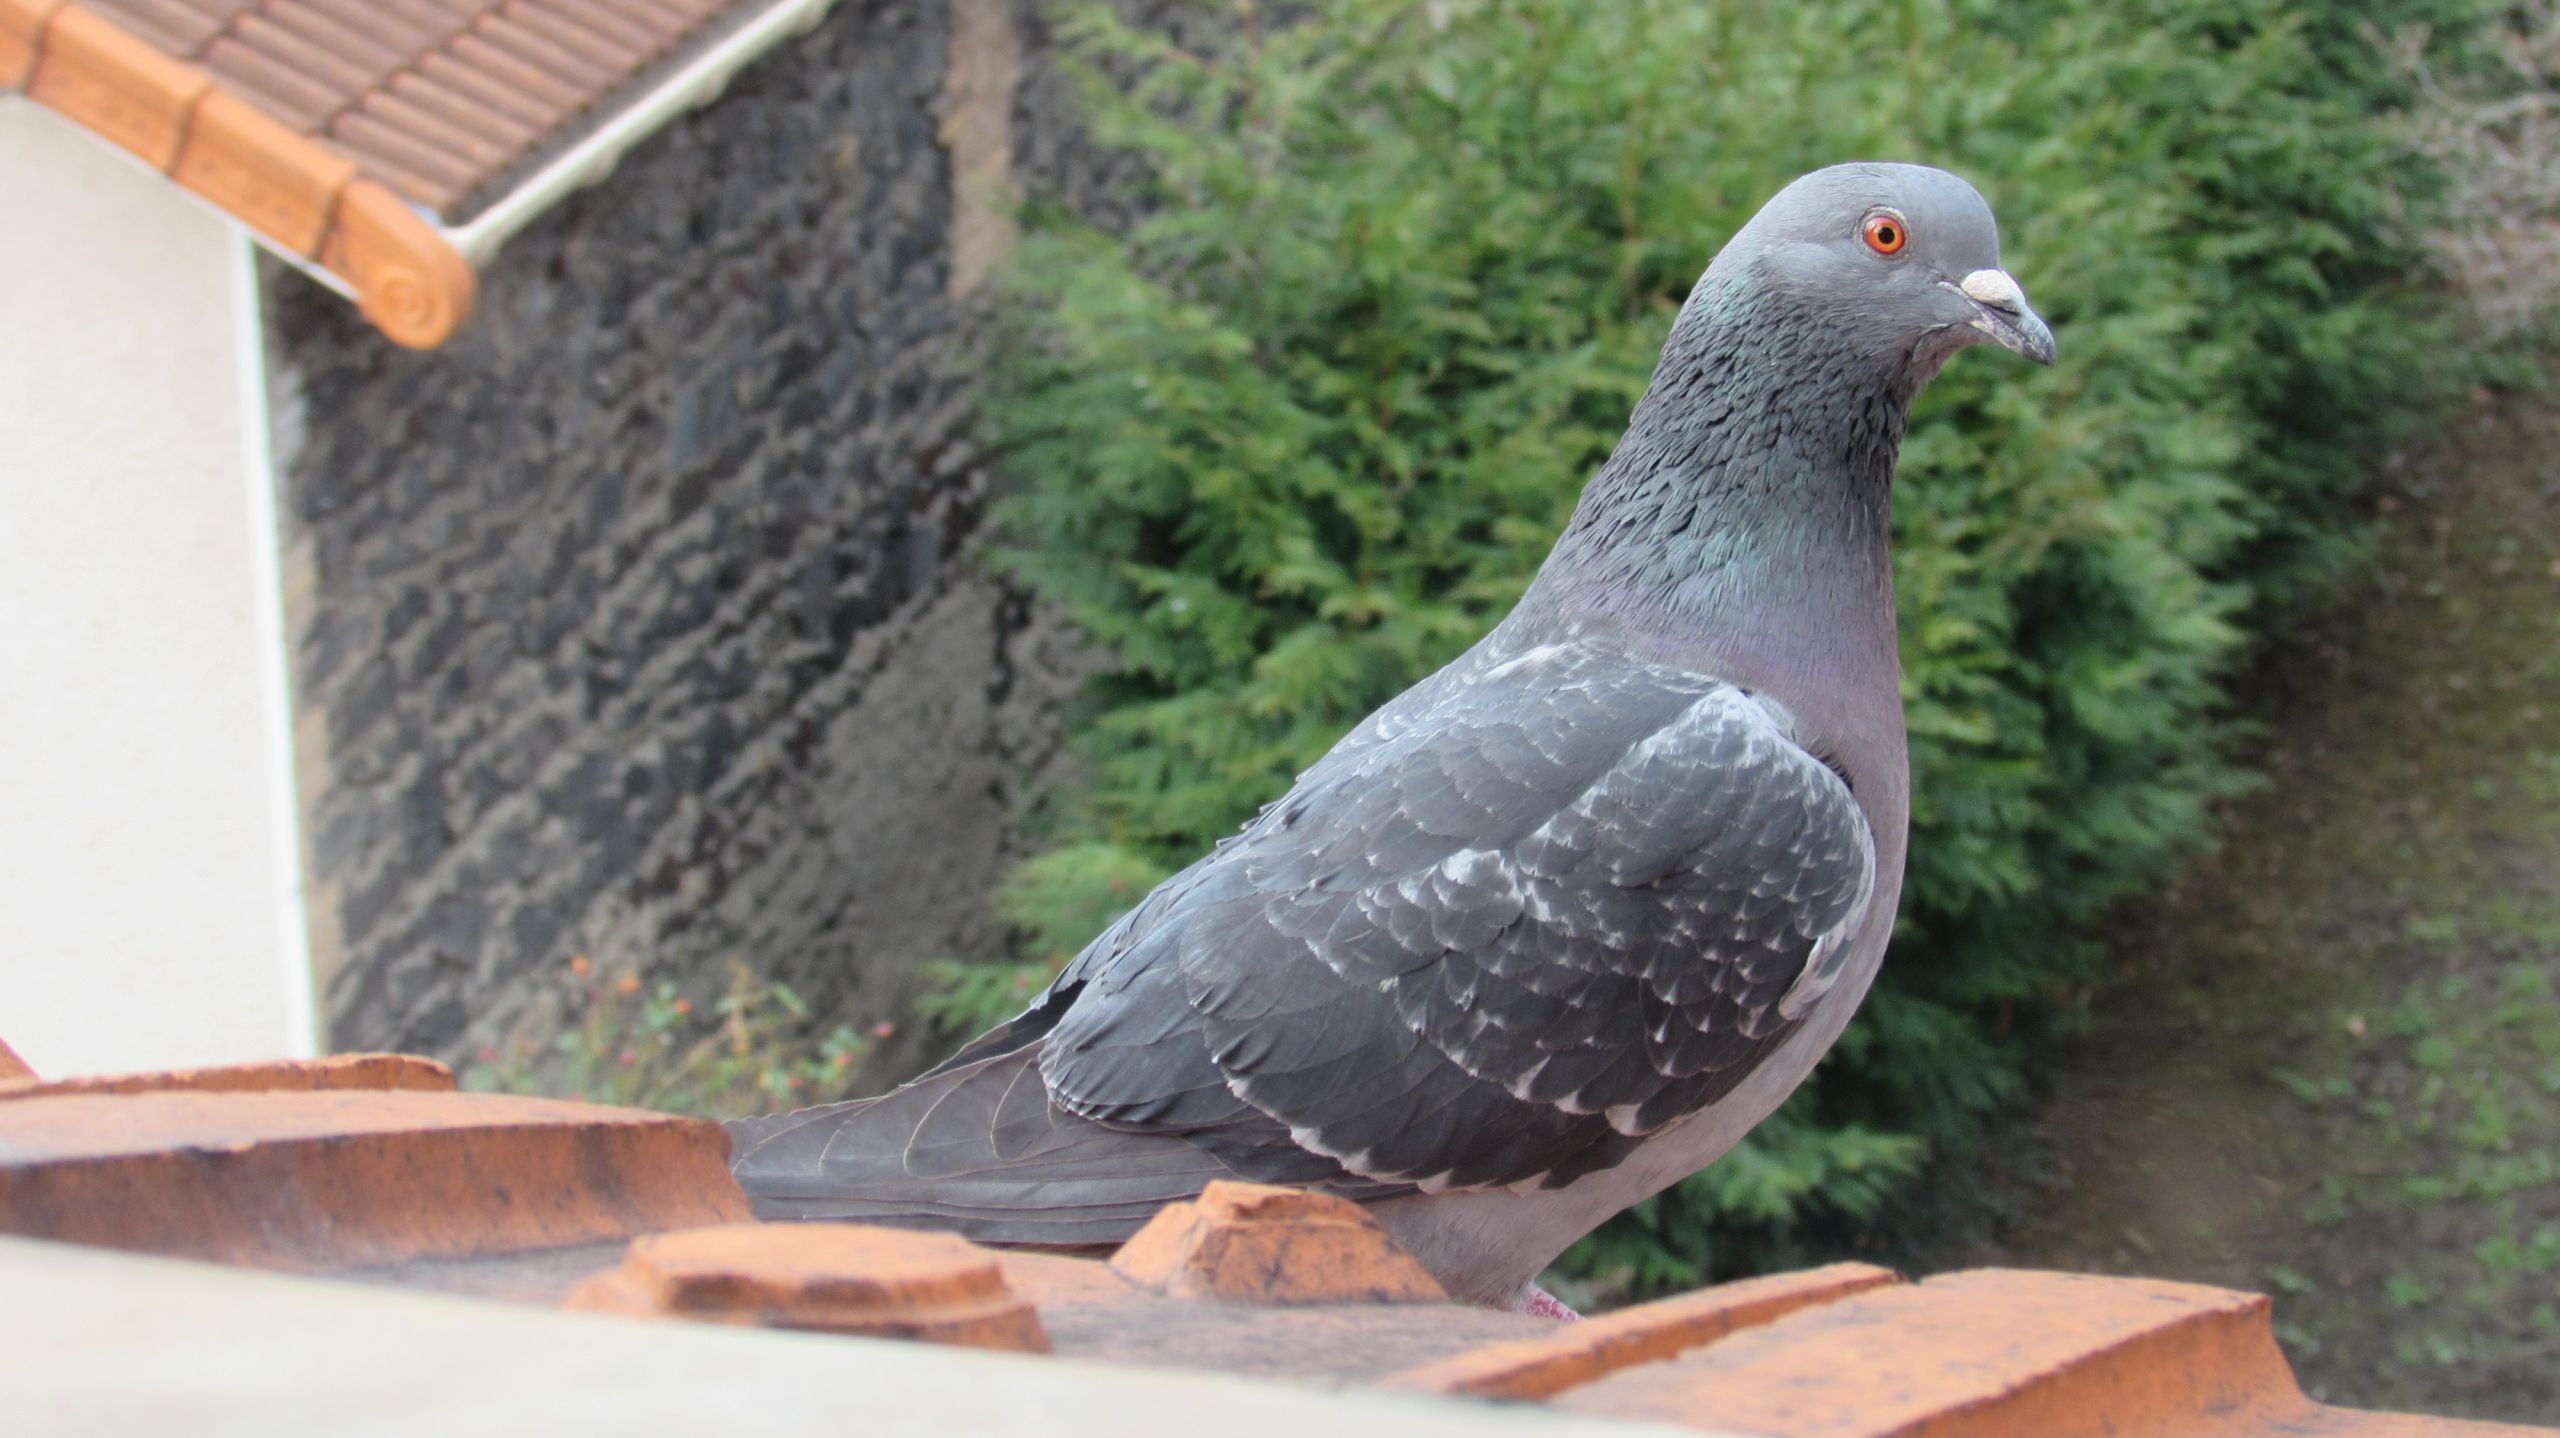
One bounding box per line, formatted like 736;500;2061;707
0;100;315;1077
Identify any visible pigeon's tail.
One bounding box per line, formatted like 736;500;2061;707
724;1045;1238;1247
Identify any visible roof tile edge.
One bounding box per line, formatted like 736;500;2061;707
0;0;64;90
2;0;475;348
322;180;476;349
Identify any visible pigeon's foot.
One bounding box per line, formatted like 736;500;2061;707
1521;1284;1582;1322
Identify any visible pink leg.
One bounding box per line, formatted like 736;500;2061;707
1521;1283;1583;1322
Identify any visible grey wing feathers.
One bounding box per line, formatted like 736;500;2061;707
727;1045;1384;1241
730;639;1875;1221
728;1048;1238;1240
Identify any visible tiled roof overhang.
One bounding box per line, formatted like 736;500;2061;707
1;0;840;348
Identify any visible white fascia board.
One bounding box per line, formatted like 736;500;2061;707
446;0;848;266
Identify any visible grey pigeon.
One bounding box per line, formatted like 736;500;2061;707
728;162;2055;1313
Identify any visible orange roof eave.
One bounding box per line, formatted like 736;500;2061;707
1;0;474;349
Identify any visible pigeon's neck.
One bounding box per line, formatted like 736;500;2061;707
1514;276;1917;708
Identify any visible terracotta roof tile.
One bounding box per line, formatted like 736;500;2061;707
173;85;357;251
262;2;412;81
299;0;447;56
4;0;816;345
501;2;637;67
381;69;540;150
474;12;625;93
29;0;773;221
231;14;377;96
333;107;479;209
548;0;660;55
28;4;212;168
360;91;515;173
610;0;695;25
412;49;567;130
173;0;262;24
83;0;224;52
200;32;338;127
446;30;586;115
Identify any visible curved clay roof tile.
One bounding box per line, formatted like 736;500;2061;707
1;0;838;346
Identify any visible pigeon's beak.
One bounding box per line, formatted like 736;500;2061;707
1957;269;2056;366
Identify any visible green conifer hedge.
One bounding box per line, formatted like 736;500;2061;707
972;0;2480;1289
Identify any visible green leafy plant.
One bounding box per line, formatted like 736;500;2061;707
464;956;885;1117
916;840;1168;1036
965;0;2483;1289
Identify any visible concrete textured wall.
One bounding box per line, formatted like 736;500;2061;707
0;102;312;1076
267;0;1106;1072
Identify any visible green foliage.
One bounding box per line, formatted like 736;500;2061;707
972;0;2480;1286
920;842;1175;1037
463;958;880;1117
916;956;1055;1038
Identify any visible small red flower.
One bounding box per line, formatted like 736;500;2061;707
568;955;594;978
672;998;693;1016
871;1021;896;1039
618;1050;638;1067
614;973;641;996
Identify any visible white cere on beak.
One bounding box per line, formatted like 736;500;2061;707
1959;268;2027;314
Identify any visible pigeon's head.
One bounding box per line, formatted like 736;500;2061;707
1715;162;2055;371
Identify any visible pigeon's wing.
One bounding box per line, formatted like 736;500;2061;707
730;641;1877;1228
728;859;1406;1238
1041;640;1879;1191
725;1038;1383;1241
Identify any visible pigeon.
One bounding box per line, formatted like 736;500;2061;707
729;162;2055;1313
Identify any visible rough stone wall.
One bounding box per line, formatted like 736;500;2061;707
267;0;1100;1077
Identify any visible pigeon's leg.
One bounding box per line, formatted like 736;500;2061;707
1521;1283;1583;1322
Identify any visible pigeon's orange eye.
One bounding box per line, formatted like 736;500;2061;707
1862;213;1907;256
